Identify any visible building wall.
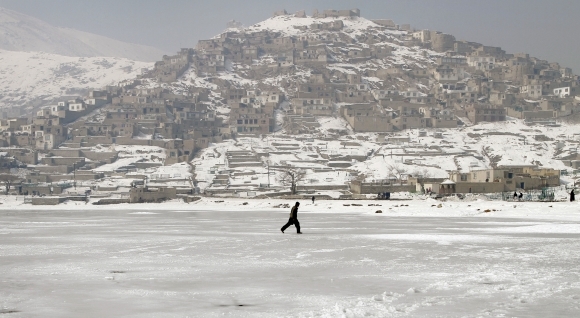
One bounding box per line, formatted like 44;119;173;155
454;182;505;194
350;181;415;194
129;187;177;203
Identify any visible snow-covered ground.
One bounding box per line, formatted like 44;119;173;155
2;198;580;317
0;50;153;106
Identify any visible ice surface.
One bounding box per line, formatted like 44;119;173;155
2;199;580;317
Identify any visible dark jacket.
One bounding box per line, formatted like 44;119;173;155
289;206;298;219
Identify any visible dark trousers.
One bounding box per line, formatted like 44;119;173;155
281;218;300;233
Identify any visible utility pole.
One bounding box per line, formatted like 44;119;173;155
73;162;76;189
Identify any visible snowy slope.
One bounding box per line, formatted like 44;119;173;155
0;6;167;61
0;49;153;106
191;118;578;195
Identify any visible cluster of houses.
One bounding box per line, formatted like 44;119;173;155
0;8;576;202
172;8;578;133
350;163;562;196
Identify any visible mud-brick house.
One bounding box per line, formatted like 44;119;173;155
423;108;458;129
294;45;328;66
392;115;427;130
341;103;394;132
229;101;274;135
318;9;360;18
0;147;38;165
242;46;259;65
448;165;560;193
292;97;334;116
0;118;28;132
466;104;506;124
129;187;177;203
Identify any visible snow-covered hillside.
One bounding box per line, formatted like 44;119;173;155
0;50;153;106
192;117;580;196
0;6;167;61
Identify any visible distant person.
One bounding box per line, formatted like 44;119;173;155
312;196;315;204
281;202;302;234
513;191;517;200
518;192;523;201
571;189;576;202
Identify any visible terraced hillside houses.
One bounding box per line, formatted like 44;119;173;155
0;8;578;202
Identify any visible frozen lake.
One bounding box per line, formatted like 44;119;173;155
2;203;580;317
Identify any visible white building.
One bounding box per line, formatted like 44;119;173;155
553;87;571;98
68;102;86;112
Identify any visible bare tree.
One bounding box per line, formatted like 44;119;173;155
413;168;432;179
0;174;21;194
276;168;306;194
411;168;433;193
0;168;28;194
387;163;408;185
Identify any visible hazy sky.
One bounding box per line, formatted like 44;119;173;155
1;0;579;71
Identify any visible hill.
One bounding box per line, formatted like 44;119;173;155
1;9;579;200
0;50;153;109
0;6;167;61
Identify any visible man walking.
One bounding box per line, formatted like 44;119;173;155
281;202;302;234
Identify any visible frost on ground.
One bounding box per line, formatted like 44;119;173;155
1;200;580;317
